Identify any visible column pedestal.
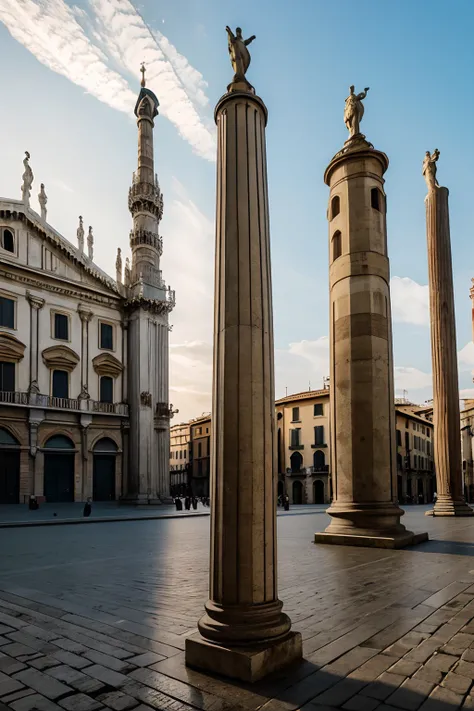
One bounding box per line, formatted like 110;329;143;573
185;88;301;682
425;187;473;517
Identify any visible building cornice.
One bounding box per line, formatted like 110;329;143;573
275;389;330;405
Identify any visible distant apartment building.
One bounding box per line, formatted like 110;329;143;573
169;422;191;496
461;399;474;502
189;414;211;497
395;401;435;503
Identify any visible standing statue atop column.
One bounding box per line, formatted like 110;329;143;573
38;183;47;221
423;149;440;192
87;225;94;260
21;151;34;206
225;26;256;86
124;257;131;287
115;247;122;284
344;85;370;138
77;216;85;253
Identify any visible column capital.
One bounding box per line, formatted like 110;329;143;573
26;292;45;310
78;305;94;323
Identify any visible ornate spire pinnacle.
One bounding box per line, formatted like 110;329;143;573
140;62;146;88
21;151;34;207
87;225;94;260
77;216;84;253
115;247;122;284
38;183;47;222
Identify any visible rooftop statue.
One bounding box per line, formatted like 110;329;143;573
344;85;370;138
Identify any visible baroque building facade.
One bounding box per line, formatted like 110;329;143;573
0;72;175;505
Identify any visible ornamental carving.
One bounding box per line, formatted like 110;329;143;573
92;352;123;378
0;332;26;362
42;344;80;372
129;229;163;255
140;391;152;407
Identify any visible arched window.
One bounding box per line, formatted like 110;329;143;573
100;376;113;404
371;188;382;212
332;231;342;261
44;435;74;449
313;450;325;471
1;229;15;253
93;437;118;453
331;195;340;220
0;427;19;446
290;451;303;474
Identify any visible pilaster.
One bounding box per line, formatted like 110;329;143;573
26;291;44;396
78;305;93;400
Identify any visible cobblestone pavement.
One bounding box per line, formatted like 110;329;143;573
1;509;474;710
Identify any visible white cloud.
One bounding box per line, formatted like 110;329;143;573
87;0;216;159
458;341;474;371
0;0;215;159
169;341;212;421
394;366;432;392
390;276;430;326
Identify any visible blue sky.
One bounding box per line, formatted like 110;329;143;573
1;0;474;420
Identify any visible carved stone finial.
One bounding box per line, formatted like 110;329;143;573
77;216;84;253
422;149;440;192
115;247;123;284
87;225;94;260
344;85;370;139
225;26;256;91
38;183;47;221
124;257;131;287
140;62;146;88
21;151;34;206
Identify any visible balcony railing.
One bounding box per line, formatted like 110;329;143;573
308;465;329;474
0;391;128;416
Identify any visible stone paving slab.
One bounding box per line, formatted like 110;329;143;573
1;510;474;710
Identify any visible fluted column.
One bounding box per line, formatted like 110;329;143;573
426;187;473;516
27;292;44;396
78;306;93;400
185;87;301;682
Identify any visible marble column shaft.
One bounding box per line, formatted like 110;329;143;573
185;89;301;682
426;187;473;515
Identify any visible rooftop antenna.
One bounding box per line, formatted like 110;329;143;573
285;386;288;396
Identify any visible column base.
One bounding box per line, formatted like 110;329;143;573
315;501;429;549
185;630;302;683
426;496;474;516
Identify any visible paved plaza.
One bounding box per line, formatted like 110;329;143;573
1;509;474;710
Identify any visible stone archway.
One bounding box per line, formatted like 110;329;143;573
93;438;118;501
0;427;20;504
292;479;303;505
44;435;75;503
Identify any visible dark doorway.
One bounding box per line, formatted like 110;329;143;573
277;480;284;498
290;451;303;474
313;479;324;504
44;453;74;502
292;480;303;504
313;450;325;471
93;456;116;501
0;450;20;503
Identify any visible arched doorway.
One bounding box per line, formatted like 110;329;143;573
292;480;303;505
290;452;303;474
44;435;75;502
0;428;20;504
277;480;284;498
313;479;324;504
313;450;325;471
93;438;117;501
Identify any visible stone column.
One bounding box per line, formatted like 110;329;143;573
78;306;93;400
185;85;302;682
425;186;473;516
26;292;44;396
314;136;428;548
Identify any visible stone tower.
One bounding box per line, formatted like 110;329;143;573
124;66;175;503
314;89;427;548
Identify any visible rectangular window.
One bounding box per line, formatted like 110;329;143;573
314;425;324;445
52;370;69;399
292;407;300;422
100;322;114;350
314;403;323;416
198;442;202;458
184;450;186;459
54;313;69;340
99;376;113;403
427;429;431;438
196;427;202;436
0;297;15;329
0;361;15;392
290;428;301;447
412;422;416;430
396;429;401;446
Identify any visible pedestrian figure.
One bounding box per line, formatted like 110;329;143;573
284;495;290;512
185;496;191;511
28;495;39;510
192;497;198;510
83;498;92;517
